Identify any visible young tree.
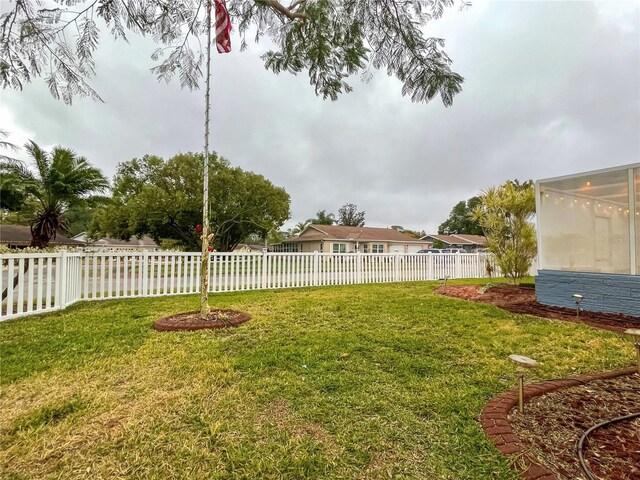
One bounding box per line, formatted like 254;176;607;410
2;0;465;106
0;141;108;247
337;203;365;227
438;196;483;235
471;180;536;284
89;152;291;251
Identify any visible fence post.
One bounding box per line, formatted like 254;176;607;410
356;252;362;284
455;254;461;279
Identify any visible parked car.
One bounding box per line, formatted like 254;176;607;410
441;248;466;254
417;249;443;254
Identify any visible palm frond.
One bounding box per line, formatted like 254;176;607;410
24;140;50;180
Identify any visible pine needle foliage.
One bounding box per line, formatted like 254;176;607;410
2;0;466;105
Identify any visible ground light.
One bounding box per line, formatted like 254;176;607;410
572;293;583;317
508;354;539;414
624;328;640;375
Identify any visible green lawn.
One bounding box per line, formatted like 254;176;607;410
0;279;632;480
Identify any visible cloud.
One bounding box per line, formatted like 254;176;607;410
1;0;638;234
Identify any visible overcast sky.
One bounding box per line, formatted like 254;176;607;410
1;0;639;233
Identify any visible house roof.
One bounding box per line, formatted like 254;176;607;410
450;234;487;245
233;243;264;251
0;225;86;246
90;236;159;248
420;234;487;246
287;224;425;243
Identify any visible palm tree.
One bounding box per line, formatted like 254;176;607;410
291;221;310;236
0;141;109;247
309;210;335;225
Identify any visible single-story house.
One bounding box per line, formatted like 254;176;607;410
233;243;266;253
73;232;160;252
535;163;639;316
275;224;431;253
0;225;86;249
419;234;487;252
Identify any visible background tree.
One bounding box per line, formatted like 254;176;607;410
291;220;310;236
391;225;425;238
2;0;465;106
337;203;365;227
307;210;335;225
471;180;536;284
89;152;290;251
0;141;108;247
0;130;27;215
438;196;483;235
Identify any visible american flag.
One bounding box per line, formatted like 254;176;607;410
214;0;231;53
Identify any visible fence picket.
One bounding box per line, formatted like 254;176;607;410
1;251;505;321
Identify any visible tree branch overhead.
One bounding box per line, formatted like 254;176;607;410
1;0;464;105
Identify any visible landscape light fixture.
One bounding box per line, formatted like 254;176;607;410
438;275;449;287
572;294;584;317
508;354;539;414
624;329;640;375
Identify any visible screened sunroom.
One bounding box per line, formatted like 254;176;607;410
535;164;640;316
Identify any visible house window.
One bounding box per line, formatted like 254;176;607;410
332;243;347;253
363;244;369;253
372;244;384;253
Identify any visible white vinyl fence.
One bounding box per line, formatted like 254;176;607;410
1;251;501;321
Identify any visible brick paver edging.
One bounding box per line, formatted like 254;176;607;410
480;366;637;480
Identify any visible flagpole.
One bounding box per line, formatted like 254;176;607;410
200;0;212;319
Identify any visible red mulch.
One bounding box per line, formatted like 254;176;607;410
153;309;251;331
510;374;640;480
450;284;640;478
437;284;640;333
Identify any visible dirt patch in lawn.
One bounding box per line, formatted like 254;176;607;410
437;284;640;333
510;374;640;480
153;309;251;331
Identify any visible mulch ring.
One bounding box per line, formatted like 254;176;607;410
437;284;640;333
509;372;640;480
153;309;251;331
463;283;640;479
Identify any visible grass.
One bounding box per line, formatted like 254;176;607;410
0;278;633;479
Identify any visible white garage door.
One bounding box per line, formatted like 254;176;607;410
407;245;423;254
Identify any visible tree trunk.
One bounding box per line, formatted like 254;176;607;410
199;0;213;319
1;260;28;302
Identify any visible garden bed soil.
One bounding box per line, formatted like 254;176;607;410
153;309;251;331
464;283;640;479
510;374;640;480
437;284;640;333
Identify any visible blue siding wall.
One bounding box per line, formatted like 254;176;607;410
536;270;640;316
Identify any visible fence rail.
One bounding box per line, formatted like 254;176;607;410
1;251;501;321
